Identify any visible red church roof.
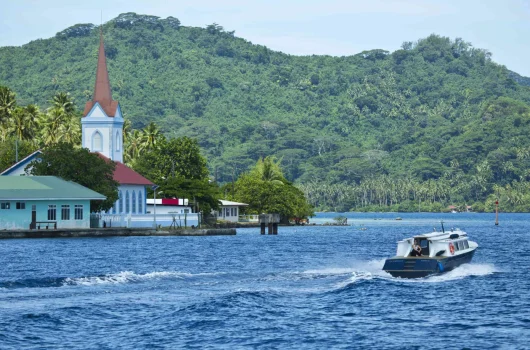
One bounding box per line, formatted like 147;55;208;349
83;31;119;117
97;153;154;186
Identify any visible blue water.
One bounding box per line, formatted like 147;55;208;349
1;213;529;349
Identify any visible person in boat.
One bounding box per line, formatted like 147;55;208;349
410;239;422;256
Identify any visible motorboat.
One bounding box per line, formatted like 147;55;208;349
382;224;478;278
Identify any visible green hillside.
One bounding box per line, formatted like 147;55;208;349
2;12;530;211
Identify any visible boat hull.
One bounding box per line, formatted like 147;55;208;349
382;249;476;278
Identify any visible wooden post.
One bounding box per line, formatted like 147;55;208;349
495;200;499;226
259;213;280;235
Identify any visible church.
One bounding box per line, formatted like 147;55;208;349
1;32;155;221
81;31;154;217
0;30;202;228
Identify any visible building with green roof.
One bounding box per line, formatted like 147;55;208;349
0;176;105;230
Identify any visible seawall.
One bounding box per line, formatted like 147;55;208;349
0;227;236;239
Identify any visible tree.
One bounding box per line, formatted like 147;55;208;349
11;107;34;141
251;156;285;184
29;143;119;212
141;122;162;151
0;86;16;125
0;138;37;173
231;157;313;222
51;92;75;115
134;136;219;213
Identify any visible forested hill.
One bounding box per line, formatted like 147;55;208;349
2;12;530;192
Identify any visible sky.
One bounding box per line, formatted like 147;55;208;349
2;0;530;75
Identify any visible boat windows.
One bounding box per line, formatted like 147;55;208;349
454;242;460;251
418;239;430;256
463;240;469;249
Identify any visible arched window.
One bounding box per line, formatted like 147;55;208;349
116;131;121;151
92;131;103;151
126;191;130;213
112;201;116;214
132;190;136;214
138;190;143;214
119;191;123;213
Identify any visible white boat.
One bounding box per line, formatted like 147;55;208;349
382;225;478;278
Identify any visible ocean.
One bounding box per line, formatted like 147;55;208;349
1;212;528;349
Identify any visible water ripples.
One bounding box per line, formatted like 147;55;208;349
1;213;529;349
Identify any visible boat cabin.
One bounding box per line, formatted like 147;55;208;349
395;229;473;258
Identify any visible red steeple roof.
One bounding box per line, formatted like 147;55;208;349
83;30;119;117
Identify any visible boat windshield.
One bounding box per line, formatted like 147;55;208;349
418;238;430;256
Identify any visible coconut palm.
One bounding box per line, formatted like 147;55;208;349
51;92;75;115
125;129;144;166
40;107;67;146
10;107;35;141
0;86;16;125
141;122;162;151
252;156;286;185
122;119;132;146
58;116;81;145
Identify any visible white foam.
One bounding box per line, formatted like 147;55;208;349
321;260;497;288
377;263;498;283
63;271;224;286
422;263;497;283
302;267;359;276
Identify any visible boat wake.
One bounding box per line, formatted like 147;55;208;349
314;259;498;290
0;271;224;289
64;270;225;286
420;263;498;283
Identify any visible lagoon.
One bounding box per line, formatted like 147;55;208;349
1;212;528;349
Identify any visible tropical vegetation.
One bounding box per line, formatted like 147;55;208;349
225;156;313;222
2;12;530;212
29;142;119;212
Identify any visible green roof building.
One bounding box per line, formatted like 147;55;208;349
0;176;105;230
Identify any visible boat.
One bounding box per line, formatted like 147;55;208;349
382;224;478;278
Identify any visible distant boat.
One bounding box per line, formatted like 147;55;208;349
395;217;402;220
451;210;458;214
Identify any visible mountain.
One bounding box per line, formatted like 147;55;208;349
1;12;530;194
508;71;530;87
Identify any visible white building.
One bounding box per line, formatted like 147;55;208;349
146;198;191;215
215;200;249;222
82;32;154;218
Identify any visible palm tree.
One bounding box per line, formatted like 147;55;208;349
58;116;81;145
125;129;144;165
11;107;34;141
253;156;285;185
141;122;161;151
51;92;75;115
40;107;66;146
122;119;132;146
0;86;16;125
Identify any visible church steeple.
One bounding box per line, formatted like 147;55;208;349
93;30;113;105
81;25;123;163
83;28;118;117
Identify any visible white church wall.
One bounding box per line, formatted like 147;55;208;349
82;103;124;162
110;184;146;215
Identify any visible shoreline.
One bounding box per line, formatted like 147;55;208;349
0;227;236;239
